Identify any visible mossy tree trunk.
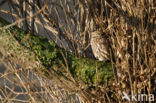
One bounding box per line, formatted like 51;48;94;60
0;17;114;102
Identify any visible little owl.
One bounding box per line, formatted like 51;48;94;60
90;31;110;61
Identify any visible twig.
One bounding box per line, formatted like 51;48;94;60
0;4;47;30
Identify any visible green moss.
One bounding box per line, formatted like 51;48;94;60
0;17;114;86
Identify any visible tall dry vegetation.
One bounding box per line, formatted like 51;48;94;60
0;0;155;102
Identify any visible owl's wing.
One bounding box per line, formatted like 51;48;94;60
91;41;99;58
99;37;110;59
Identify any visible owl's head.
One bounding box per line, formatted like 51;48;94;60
91;31;103;38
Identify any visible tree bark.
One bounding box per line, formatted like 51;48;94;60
0;17;113;88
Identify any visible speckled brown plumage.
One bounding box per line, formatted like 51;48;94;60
90;31;110;61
